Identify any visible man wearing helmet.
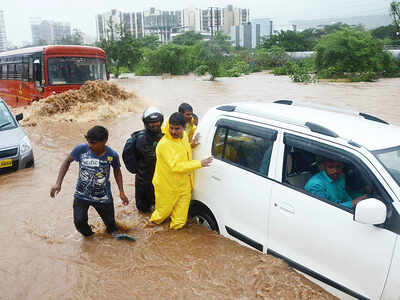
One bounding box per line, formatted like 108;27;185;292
123;107;164;213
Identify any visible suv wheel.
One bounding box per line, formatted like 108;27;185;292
190;203;219;233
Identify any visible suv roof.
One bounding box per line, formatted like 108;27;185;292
216;101;400;151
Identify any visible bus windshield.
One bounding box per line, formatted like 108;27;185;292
47;57;107;85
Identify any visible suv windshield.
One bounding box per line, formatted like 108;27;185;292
48;57;107;85
374;146;400;186
0;101;17;131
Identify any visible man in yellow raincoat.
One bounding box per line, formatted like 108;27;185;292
149;112;213;229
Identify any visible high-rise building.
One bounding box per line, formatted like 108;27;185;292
181;5;249;37
31;18;71;45
231;18;273;48
200;7;224;36
96;8;181;42
0;10;7;52
96;9;122;41
122;12;145;38
223;5;250;35
143;8;183;43
96;6;251;43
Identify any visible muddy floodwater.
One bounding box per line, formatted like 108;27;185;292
1;73;400;299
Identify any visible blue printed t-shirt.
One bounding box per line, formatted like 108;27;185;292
71;143;120;203
304;171;353;208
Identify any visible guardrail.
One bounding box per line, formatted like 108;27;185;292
287;50;400;61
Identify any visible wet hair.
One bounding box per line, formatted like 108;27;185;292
85;125;108;142
169;112;186;127
178;103;193;113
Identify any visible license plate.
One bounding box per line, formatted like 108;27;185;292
0;159;12;168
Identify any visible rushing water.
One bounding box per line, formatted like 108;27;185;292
2;73;400;299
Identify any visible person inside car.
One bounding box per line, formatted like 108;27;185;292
304;158;368;208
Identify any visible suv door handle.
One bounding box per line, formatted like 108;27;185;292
211;175;221;181
275;202;295;215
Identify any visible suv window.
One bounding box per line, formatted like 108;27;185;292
212;121;276;176
282;133;388;212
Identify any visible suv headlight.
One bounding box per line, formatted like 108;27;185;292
20;136;32;155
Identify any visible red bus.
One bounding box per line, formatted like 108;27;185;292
0;45;108;107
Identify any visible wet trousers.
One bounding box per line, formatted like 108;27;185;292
135;179;155;213
149;188;191;230
73;198;117;237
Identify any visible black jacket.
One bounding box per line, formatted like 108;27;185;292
132;129;163;183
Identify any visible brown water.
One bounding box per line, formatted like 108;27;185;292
2;72;400;299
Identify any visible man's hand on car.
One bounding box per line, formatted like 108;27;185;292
201;156;213;167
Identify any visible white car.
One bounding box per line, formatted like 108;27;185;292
0;98;34;174
191;100;400;300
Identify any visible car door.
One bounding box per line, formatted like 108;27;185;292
267;132;398;300
208;118;279;252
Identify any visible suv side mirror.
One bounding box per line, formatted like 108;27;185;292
354;198;386;225
15;113;23;122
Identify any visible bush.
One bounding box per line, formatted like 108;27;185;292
194;65;208;76
273;65;292;75
289;64;314;83
109;65;130;78
348;72;378;82
315;28;396;80
267;46;290;68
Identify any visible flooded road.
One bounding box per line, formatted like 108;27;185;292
1;73;399;299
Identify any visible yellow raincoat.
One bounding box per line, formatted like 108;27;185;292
184;117;197;142
149;123;202;229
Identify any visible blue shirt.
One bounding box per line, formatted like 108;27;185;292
304;171;353;208
71;143;120;203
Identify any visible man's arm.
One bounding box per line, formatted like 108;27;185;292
50;155;74;198
113;167;129;206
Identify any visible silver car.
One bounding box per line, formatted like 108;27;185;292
0;98;34;173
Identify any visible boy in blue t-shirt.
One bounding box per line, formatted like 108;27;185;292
50;126;129;237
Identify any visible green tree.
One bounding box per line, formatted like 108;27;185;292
315;27;398;80
371;25;397;40
194;32;231;80
96;18;147;77
371;24;399;45
136;44;192;75
172;31;204;46
137;35;161;50
261;30;317;51
390;1;400;34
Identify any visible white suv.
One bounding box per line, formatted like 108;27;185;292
191;101;400;300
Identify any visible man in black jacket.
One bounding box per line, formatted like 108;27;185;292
123;107;164;213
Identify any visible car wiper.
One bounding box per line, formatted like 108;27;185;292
0;121;11;129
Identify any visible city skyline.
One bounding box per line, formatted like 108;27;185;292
3;0;394;46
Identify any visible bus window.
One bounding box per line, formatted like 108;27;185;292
47;57;107;85
7;64;15;80
33;61;42;87
28;59;33;81
0;65;6;80
16;64;23;80
22;63;29;81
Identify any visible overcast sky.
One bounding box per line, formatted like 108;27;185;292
2;0;393;46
